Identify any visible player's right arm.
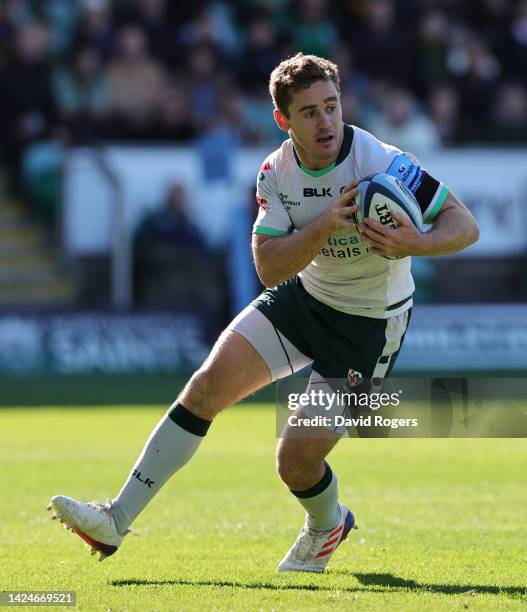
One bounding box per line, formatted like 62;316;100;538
252;181;359;289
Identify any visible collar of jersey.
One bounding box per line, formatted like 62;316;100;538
293;123;354;178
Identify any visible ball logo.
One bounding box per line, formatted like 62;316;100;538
374;201;396;229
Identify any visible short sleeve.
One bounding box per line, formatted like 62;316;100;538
252;159;292;237
353;127;401;179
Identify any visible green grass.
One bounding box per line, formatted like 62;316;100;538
0;405;526;611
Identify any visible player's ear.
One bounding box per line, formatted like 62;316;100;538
274;108;290;133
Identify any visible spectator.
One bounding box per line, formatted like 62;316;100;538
42;0;80;59
0;21;56;195
238;16;280;94
447;33;501;141
332;40;370;106
178;5;235;53
133;0;183;69
233;0;292;29
194;89;241;182
53;45;108;143
490;82;527;143
136;183;205;252
242;87;286;145
293;0;338;59
104;24;167;139
73;0;116;61
134;183;226;321
340;88;363;128
366;86;441;151
186;43;230;130
349;0;412;87
498;0;527;81
0;0;32;63
1;0;527;208
416;9;449;94
427;84;461;145
465;0;513;48
149;80;197;142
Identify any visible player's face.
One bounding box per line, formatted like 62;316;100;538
274;79;343;169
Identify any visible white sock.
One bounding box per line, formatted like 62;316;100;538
290;463;340;531
110;403;210;533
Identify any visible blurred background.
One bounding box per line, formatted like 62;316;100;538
0;0;526;404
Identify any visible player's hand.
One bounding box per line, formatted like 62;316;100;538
320;179;360;234
359;209;427;257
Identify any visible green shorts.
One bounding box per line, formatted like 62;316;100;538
252;277;411;381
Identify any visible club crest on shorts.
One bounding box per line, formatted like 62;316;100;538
347;369;363;387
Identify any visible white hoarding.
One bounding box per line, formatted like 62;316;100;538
63;146;527;257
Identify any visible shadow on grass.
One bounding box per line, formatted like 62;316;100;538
112;574;527;599
112;579;330;593
347;573;527;598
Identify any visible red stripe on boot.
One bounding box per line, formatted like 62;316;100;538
72;527;117;556
328;524;344;538
322;536;340;549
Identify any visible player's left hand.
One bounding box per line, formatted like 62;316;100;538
358;210;427;257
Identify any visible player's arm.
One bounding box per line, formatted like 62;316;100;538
253;181;359;288
410;191;479;256
360;190;479;258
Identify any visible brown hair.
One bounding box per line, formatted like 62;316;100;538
269;53;340;117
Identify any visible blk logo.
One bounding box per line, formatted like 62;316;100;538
133;469;155;488
304;187;332;197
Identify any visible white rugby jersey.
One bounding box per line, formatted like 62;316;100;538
253;124;449;319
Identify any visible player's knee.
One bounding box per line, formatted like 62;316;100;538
276;456;299;488
276;446;318;490
181;367;228;419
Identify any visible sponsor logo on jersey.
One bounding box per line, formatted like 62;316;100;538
258;161;272;183
256;195;269;210
303;187;333;197
278;192;301;209
328;235;361;246
320;234;366;258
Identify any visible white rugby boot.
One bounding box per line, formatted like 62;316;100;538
277;503;357;573
47;495;128;561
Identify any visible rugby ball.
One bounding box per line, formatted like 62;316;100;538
357;173;423;259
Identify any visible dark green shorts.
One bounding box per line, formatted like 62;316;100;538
252;277;411;380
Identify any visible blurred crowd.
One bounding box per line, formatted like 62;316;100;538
1;0;527;176
0;0;525;311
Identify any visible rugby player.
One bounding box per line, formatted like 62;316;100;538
48;53;479;572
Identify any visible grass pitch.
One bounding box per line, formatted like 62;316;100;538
1;404;526;611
